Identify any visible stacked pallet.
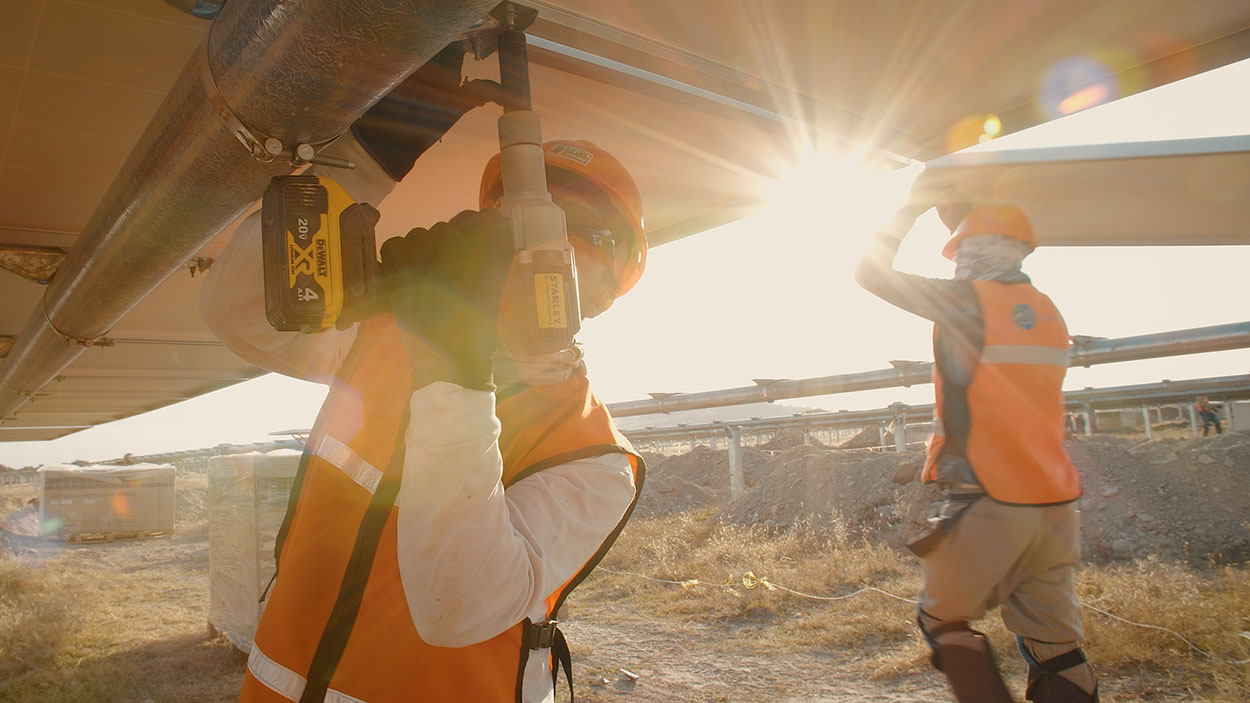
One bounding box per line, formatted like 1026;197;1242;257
206;449;301;652
38;463;176;541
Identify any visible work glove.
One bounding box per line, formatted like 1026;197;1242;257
379;210;512;391
351;44;493;181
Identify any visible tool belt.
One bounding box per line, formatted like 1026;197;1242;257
908;490;984;557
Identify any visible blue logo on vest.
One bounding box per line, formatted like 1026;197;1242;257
1012;303;1036;330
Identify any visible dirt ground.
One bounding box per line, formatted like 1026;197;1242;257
639;428;1250;565
2;429;1248;701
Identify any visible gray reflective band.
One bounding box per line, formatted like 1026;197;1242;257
980;344;1070;366
248;644;306;701
326;689;369;703
315;435;383;494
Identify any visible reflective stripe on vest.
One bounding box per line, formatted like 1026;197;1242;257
249;643;306;701
312;435;382;494
980;344;1070;367
924;281;1081;505
244;315;643;703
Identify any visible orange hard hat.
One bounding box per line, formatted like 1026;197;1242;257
480;140;647;297
941;204;1036;260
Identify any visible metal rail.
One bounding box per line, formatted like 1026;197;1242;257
622;374;1250;445
52;373;1248;472
95;440;303;467
608;322;1250;417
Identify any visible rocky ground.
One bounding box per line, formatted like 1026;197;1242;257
2;430;1247;702
636;428;1250;564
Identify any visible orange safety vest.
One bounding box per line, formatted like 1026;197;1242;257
241;315;643;703
924;281;1081;505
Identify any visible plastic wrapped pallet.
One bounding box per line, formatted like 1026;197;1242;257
38;463;176;539
207;449;300;652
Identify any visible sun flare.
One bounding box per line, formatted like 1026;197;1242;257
758;147;919;243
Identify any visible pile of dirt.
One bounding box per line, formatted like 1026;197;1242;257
757;428;819;451
726;446;936;540
636;431;1250;563
1069;431;1250;563
635;446;771;518
837;426;894;450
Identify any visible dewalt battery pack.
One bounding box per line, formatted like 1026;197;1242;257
261;175;380;332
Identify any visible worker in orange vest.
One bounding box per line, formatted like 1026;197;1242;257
1196;396;1222;436
856;198;1097;703
201;46;646;703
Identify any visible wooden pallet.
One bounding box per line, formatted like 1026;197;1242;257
64;529;169;543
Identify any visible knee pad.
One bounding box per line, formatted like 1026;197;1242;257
1017;637;1098;703
917;610;1013;703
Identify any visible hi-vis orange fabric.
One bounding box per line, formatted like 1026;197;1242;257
924;281;1081;505
240;314;642;703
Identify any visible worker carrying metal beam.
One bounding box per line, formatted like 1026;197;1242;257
855;196;1098;703
200;36;648;703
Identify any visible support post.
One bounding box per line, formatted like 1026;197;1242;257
1141;405;1153;440
891;403;907;452
1082;402;1095;437
727;426;744;500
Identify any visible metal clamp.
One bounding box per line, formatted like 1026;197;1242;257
198;42;353;169
39;296;115;349
65;337;115;348
523;619;559;649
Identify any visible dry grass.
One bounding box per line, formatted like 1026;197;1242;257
1;490;243;702
577;510;1250;701
4;488;1249;701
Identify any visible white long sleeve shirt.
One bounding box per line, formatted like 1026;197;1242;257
200;135;637;703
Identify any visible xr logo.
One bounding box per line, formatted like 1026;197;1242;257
289;241;316;276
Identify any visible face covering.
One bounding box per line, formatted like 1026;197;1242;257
953;235;1030;280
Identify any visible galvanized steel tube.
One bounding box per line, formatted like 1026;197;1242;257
1067;321;1250;366
0;0;498;421
619;374;1250;441
608;322;1250;417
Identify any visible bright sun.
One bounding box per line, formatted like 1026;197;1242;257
758;146;919;243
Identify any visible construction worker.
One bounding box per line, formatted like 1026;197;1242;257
200;47;646;703
1196;396;1223;436
855;199;1097;703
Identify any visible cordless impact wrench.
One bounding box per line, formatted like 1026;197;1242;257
261;14;579;355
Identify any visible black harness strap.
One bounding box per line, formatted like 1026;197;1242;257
551;624;574;701
520;619;574;702
266;336;374;599
298;402;412;703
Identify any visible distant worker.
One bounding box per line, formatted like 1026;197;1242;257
855;199;1097;703
1196;396;1222;436
201;46;647;703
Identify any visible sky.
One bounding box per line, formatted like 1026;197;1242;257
1;57;1248;468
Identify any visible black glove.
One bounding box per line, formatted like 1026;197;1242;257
379;209;511;390
352;44;491;181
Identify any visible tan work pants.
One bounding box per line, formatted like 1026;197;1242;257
919;497;1084;644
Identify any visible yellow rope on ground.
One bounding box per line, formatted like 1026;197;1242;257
594;567;1250;664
